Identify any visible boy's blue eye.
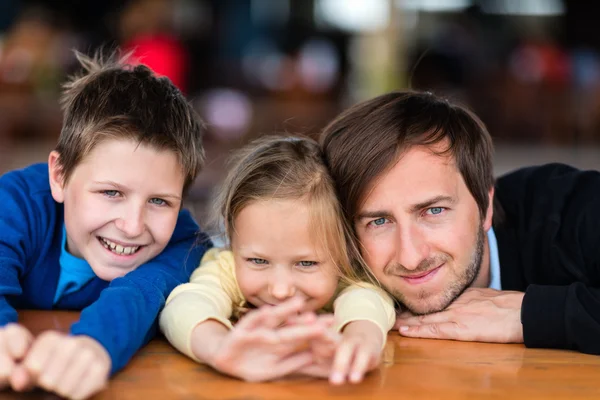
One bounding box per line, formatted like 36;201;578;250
103;190;119;197
428;207;444;215
149;198;167;206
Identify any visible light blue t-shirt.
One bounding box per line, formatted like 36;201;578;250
487;227;502;290
53;227;97;304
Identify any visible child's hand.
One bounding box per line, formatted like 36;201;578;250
20;331;111;400
329;320;383;385
198;298;331;382
0;323;33;390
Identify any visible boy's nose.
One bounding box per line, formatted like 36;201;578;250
115;207;145;238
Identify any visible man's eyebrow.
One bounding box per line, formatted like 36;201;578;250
356;210;394;221
409;195;455;213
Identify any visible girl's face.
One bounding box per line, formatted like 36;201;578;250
231;198;340;312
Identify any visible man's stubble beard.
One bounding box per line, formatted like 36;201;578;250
389;225;485;316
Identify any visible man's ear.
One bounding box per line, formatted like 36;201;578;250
483;187;494;231
48;151;66;203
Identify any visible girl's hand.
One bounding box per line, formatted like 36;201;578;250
194;297;331;382
329;320;383;385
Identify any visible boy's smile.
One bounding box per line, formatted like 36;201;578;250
49;138;185;281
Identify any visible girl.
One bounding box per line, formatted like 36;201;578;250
159;136;395;384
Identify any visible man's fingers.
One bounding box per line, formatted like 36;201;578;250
394;310;454;329
398;322;460;340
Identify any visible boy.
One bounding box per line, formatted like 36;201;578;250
0;51;211;399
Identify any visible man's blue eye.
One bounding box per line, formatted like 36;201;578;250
429;207;443;215
373;218;386;225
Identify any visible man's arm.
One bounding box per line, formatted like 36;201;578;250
69;210;212;374
398;164;600;353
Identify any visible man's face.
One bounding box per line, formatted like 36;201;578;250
49;138;185;281
354;144;493;315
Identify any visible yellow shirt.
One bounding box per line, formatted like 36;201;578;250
159;248;396;362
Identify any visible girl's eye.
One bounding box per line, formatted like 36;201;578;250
298;261;317;268
248;258;268;265
103;190;120;197
149;198;167;206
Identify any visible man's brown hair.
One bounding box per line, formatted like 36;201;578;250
320;90;494;222
55;50;205;193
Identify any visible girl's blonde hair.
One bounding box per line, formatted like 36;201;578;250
214;135;371;287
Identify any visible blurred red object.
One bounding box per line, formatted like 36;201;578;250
123;34;189;93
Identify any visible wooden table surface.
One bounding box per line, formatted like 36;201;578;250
8;310;600;400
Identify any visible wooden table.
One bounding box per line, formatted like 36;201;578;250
8;310;600;399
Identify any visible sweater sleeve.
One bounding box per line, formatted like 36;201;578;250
333;283;396;349
159;249;243;362
518;164;600;354
0;172;34;325
69;210;211;374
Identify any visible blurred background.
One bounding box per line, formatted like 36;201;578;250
0;0;599;221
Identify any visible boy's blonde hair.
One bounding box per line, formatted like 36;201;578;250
55;50;205;192
215;135;372;287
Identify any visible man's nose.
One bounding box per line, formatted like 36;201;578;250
394;223;429;271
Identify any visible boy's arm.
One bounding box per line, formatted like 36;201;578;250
0;174;34;325
333;283;396;348
159;249;241;362
69;210;212;374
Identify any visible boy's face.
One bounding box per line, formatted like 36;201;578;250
49;138;185;281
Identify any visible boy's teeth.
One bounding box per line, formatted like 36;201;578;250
100;238;139;255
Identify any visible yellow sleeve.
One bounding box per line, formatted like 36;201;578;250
333;283;396;349
159;248;245;362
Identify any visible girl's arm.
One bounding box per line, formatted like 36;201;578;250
159;249;240;361
327;284;396;384
160;250;331;381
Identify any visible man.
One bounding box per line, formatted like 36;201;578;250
320;91;600;354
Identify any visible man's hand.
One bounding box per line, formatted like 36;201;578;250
395;288;525;343
0;323;33;390
19;331;111;400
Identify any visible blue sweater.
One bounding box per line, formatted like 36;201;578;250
0;163;211;374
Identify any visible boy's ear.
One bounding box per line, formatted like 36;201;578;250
48;151;66;204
